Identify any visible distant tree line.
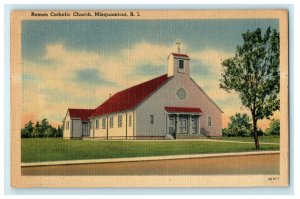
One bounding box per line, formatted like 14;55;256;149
21;118;63;138
222;113;280;137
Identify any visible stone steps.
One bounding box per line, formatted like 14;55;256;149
175;134;208;139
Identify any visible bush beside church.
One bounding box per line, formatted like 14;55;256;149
21;119;63;138
222;113;280;137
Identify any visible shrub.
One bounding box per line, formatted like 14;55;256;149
21;119;63;138
265;119;280;136
222;113;252;137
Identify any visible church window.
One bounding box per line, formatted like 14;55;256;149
179;60;184;69
191;116;198;134
150;115;154;124
66;121;69;130
208;116;212;127
176;88;187;100
110;116;114;128
96;119;99;129
118;115;122;127
129;115;132;127
102;118;106;129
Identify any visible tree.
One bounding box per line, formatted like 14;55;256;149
44;126;57;137
32;121;41;138
40;118;50;134
222;113;252;137
21;119;64;138
265;119;280;136
21;121;34;138
220;27;280;149
56;125;63;137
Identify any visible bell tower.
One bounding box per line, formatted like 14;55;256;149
167;42;190;77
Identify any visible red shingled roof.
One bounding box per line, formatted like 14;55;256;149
90;74;170;117
171;53;189;58
164;106;203;113
68;108;95;121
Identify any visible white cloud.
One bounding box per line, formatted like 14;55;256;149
23;42;177;125
191;49;233;72
189;48;239;104
23;42;262;128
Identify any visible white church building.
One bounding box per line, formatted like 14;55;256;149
63;51;223;139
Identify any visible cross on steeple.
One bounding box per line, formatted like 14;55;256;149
176;41;181;53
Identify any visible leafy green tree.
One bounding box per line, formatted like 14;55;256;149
40;118;50;134
21;119;63;138
32;121;41;137
250;128;265;136
44;126;56;137
265;119;280;136
56;125;63;137
257;128;265;136
21;121;34;138
222;113;252;137
220;27;280;149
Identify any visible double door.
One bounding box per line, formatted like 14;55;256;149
178;116;188;134
168;115;188;134
168;115;198;134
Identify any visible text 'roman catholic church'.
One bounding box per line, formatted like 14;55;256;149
63;49;223;139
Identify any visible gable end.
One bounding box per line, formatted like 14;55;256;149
189;77;223;113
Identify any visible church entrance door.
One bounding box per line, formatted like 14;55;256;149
178;116;188;134
168;115;176;135
82;122;89;137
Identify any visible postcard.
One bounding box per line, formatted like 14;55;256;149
10;10;289;187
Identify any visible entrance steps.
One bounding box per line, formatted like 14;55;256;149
175;133;208;139
165;134;175;140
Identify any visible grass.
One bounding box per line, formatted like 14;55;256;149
21;137;280;163
210;136;280;143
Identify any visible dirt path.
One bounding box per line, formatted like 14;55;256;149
22;153;279;176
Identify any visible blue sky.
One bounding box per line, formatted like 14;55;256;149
21;19;279;127
22;19;278;60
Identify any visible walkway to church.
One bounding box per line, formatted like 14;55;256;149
22;153;279;175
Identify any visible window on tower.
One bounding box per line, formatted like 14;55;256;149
179;60;184;69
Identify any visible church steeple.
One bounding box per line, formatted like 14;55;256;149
167;44;190;77
176;41;181;53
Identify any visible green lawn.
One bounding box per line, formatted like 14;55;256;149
21;138;280;163
210;136;280;143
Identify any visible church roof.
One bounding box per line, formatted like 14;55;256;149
90;74;170;117
164;106;203;113
68;108;95;121
171;53;189;58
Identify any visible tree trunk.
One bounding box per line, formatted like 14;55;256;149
252;116;260;149
253;119;259;149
